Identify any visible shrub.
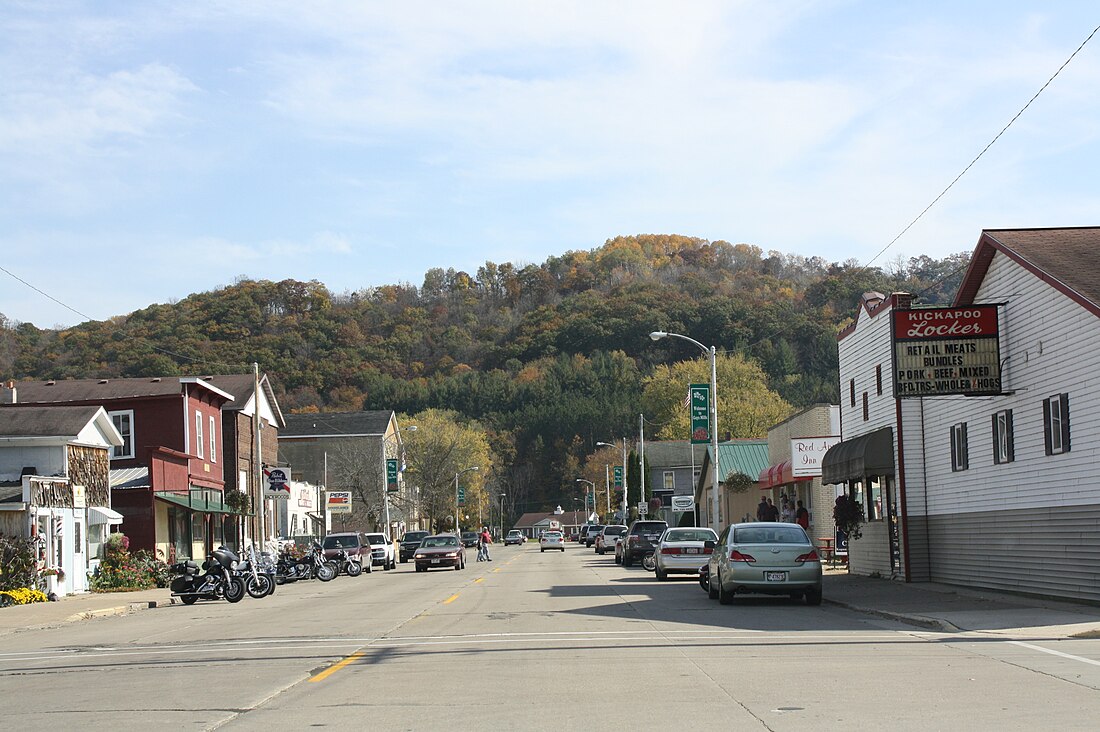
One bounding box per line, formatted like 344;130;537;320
90;533;155;592
0;587;49;607
833;494;865;541
0;534;37;592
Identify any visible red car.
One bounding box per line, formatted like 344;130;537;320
414;534;466;572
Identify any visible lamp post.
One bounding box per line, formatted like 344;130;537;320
575;479;595;524
596;441;617;519
382;425;417;542
650;330;721;531
597;438;629;524
499;493;506;541
455;466;479;535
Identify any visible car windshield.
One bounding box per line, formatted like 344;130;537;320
507;531;521;537
632;522;667;534
734;526;809;545
364;534;387;545
604;527;626;535
544;532;562;538
462;532;477;538
664;529;717;543
421;536;458;548
322;535;359;549
401;532;429;542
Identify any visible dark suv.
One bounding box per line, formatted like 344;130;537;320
399;531;430;563
618;520;669;567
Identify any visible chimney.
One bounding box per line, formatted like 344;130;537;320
892;292;914;310
1;381;14;404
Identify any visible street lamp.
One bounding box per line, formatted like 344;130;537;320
455;466;479;535
382;425;417;542
650;330;721;531
599;438;629;524
575;479;595;523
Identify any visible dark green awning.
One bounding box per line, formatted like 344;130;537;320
821;427;895;485
154;492;234;514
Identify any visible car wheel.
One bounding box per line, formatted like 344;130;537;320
541;548;545;552
560;548;565;552
805;586;823;606
623;553;633;567
718;573;735;605
707;572;719;600
615;552;622;565
655;566;666;581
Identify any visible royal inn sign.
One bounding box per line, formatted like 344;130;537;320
892;304;1002;398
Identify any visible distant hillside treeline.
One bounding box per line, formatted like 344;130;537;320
0;234;969;508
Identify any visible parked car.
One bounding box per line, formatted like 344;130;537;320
504;530;525;545
595;525;626;555
706;522;822;605
540;530;565;552
617;520;668;567
321;532;372;573
460;531;480;548
363;532;397;570
399;530;430;563
698;563;710;592
653;527;717;581
582;524;604;547
413;534;466;572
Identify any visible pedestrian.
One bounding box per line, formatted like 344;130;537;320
479;526;493;562
765;498;780;522
795;500;810;530
476;533;485;561
781;500;796;523
756;496;769;522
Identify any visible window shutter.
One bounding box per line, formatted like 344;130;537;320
961;423;969;470
1060;393;1070;453
991;413;1000;465
1043;398;1052;455
1006;409;1014;462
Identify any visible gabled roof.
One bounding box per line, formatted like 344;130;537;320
0;405;107;438
836;291;889;341
644;440;708;468
955;227;1100;317
8;376;234;404
282;410;395;438
199;373;286;428
698;440;770;492
513;511;552;527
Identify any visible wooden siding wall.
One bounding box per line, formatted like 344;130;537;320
916;252;1100;600
66;444;110;507
837;300;902;576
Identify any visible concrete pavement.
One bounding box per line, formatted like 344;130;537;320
4;564;1100;639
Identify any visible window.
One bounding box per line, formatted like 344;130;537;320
1043;393;1070;455
849;379;856;407
862;392;869;421
876;364;883;395
109;410;135;460
195;411;204;459
992;410;1014;464
209;415;217;463
867;477;883;521
663;471;675;491
951;422;969;471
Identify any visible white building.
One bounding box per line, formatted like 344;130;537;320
825;227;1100;601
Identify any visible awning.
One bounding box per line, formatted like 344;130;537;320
154;492;234;514
756;460;814;490
821;427;895;485
88;506;124;525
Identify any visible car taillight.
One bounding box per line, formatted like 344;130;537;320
796;550;820;563
703;547;713;554
729;550;756;562
660;547;679;555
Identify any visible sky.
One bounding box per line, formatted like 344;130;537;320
2;1;1099;329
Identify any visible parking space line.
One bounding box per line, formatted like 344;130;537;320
309;651;365;683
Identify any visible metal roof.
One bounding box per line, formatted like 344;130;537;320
282;410;395;438
110;467;151;489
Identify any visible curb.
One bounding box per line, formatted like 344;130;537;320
824;598;960;632
64;597;177;624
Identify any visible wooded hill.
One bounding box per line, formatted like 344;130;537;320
0;235;968;512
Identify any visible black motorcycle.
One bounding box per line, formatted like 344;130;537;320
331;548;363;577
237;545;276;598
170;546;246;605
308;541;338;582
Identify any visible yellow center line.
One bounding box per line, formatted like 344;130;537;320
443;593;460;604
492;567;502;573
310;651;365;683
474;578;484;584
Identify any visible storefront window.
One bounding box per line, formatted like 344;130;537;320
867;477;884;521
168;507;191;560
849;481;865;519
192;512;206;548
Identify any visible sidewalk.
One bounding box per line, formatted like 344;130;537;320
0;587;176;637
823;568;1100;637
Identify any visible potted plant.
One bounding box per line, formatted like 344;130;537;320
833;494;864;541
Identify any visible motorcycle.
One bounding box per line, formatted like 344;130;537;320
331;548;363;577
308;541;338;582
274;546;311;584
238;545;276;598
170;546;246;605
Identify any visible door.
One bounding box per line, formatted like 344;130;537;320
71;515;87;593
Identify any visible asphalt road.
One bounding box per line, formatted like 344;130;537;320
3;543;1100;730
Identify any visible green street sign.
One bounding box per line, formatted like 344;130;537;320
386;459;399;493
457;486;466;506
689;383;710;444
613;465;624;488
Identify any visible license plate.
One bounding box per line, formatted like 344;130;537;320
765;571;787;582
432;559;440;564
645;535;658;541
684;547;699;554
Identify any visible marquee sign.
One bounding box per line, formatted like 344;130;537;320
892;305;1002;398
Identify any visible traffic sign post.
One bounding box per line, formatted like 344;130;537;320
457;486;466;506
638;501;648;516
613;466;624;488
386;459;399;493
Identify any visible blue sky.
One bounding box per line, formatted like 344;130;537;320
2;1;1098;328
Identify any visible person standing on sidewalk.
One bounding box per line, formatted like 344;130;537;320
795;500;810;530
765;498;780;522
756;497;769;522
479;526;493;562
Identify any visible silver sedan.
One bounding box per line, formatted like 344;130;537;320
654;527;717;581
706;522;823;605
